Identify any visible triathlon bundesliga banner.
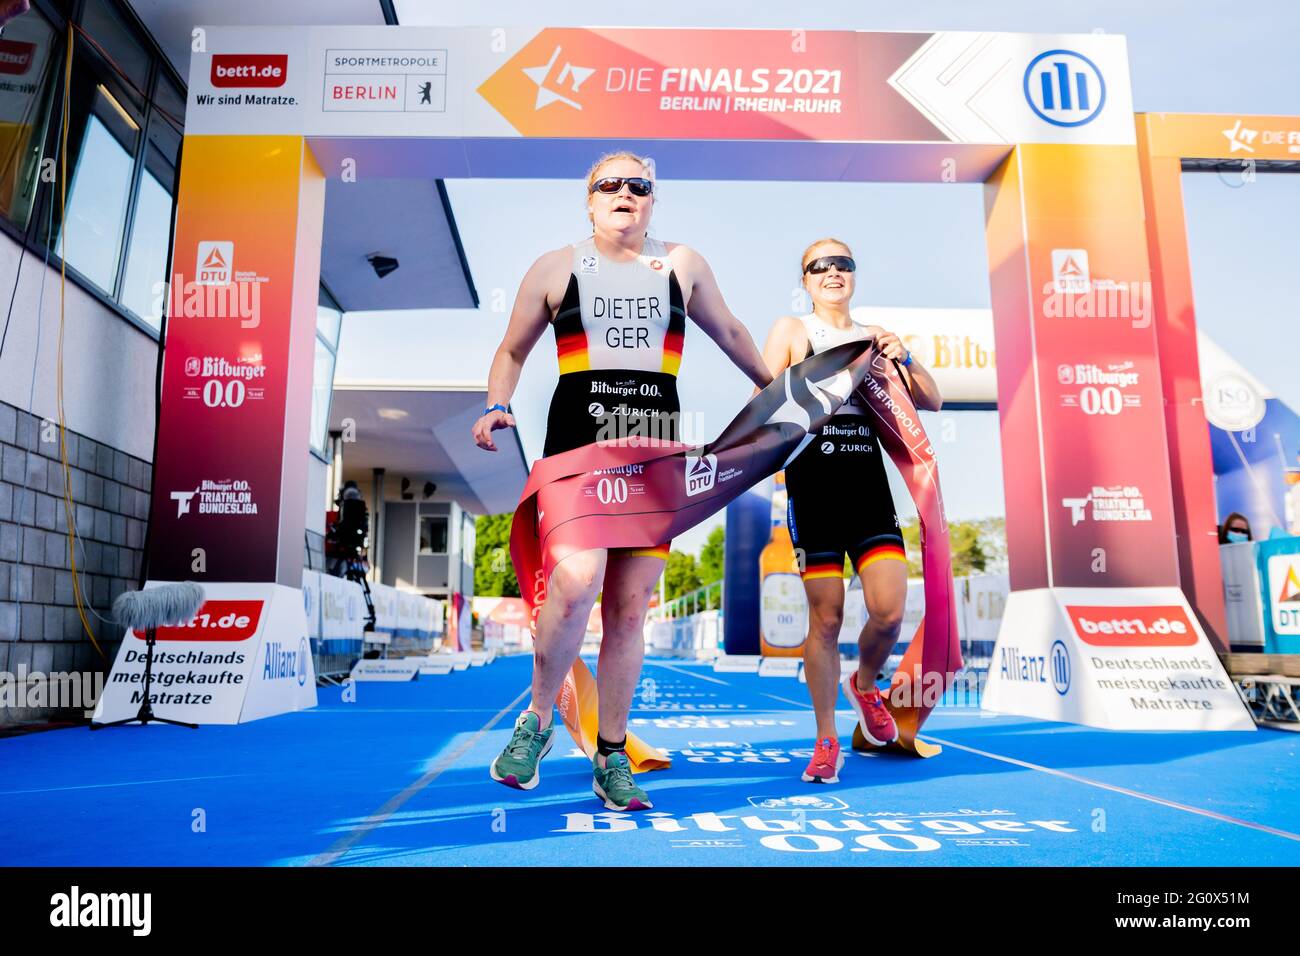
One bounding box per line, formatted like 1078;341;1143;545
511;341;961;769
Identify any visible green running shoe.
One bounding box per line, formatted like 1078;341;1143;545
592;750;653;811
490;711;556;790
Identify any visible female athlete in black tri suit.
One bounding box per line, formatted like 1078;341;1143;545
760;238;942;784
472;152;771;810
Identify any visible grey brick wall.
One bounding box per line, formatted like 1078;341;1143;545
0;400;149;728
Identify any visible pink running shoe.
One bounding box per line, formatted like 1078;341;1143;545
801;736;844;784
843;672;899;746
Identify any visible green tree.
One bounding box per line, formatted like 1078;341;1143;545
698;525;725;585
974;517;1007;573
950;522;989;576
664;549;701;601
474;513;520;597
897;518;990;578
898;520;923;577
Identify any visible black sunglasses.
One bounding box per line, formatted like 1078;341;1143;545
804;255;856;275
590;176;654;197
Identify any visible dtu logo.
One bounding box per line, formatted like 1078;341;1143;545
522;45;594;110
196;241;232;285
1024;49;1106;128
685;453;717;497
1278;560;1300;604
1051;249;1089;293
1269;556;1300;635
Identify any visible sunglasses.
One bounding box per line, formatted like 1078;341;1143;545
590;176;654;197
804;255;856;275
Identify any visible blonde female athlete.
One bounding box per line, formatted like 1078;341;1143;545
760;238;942;783
472;153;771;809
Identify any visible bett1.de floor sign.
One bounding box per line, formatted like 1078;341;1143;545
93;582;317;724
982;590;1252;730
101;24;1268;731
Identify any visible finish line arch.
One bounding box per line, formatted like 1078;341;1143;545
125;24;1286;730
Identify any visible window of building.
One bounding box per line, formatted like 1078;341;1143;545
311;285;343;457
53;102;137;290
76;0;148;112
0;9;61;231
118;116;177;321
0;0;185;335
419;516;448;555
0;2;345;465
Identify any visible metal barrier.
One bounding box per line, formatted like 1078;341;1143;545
1220;654;1300;728
1236;676;1300;727
648;611;723;658
302;570;446;680
651;579;723;622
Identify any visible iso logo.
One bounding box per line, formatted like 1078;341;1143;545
1024;49;1106;127
1050;639;1071;695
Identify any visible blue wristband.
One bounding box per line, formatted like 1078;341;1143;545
484;403;508;417
901;351;913;368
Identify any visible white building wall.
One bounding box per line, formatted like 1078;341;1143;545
0;235;159;461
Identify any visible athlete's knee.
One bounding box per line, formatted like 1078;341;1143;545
605;600;650;639
809;603;843;637
809;627;840;646
548;561;601;616
867;603;905;635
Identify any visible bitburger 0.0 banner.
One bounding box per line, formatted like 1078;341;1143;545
511;340;962;770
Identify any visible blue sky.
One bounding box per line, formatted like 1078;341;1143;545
341;2;1300;556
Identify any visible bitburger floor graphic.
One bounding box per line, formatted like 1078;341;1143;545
1;654;1296;867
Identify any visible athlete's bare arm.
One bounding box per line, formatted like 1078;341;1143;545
472;248;570;451
667;243;773;390
867;325;943;411
753;316;810;396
